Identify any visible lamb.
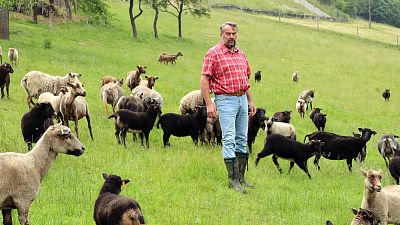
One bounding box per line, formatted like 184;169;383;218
296;99;307;118
247;108;266;153
0;124;84;225
126;66;146;91
138;76;158;89
100;80;124;113
377;134;400;168
254;71;261;82
360;169;400;225
0;63;14;99
273;110;291;123
389;150;400;185
38;86;68;123
21;101;55;150
109;104;161;148
21;70;81;108
60;82;94;140
382;89;390;101
312;112;327;131
94;172;145;225
179;90;204;115
7;48;18;67
158;52;183;65
350;208;379;225
131;85;163;108
255;134;324;179
200;114;221;146
292;71;300;83
264;116;296;140
298;89;314;110
101;75;120;86
353;132;367;164
157;106;207;147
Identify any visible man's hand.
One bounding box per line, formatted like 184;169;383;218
207;102;217;118
248;101;256;116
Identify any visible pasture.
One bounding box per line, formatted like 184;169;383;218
1;1;400;224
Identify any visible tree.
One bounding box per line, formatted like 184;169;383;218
151;0;159;38
76;0;111;25
159;0;209;38
129;0;143;38
0;8;9;40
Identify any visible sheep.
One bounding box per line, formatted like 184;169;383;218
353;132;367;164
200;114;220;146
38;86;68;123
0;63;14;99
312;112;327;131
296;99;307;118
7;48;18;67
109;104;161;148
360;169;400;225
126;66;146;91
292;71;300;83
382;89;390;101
309;108;322;120
377;134;400;168
21;101;55;150
389;150;400;185
350;208;379;225
100;80;124;113
0;124;84;225
305;128;376;171
131;85;163;108
158;52;183;65
60;82;94;140
254;70;261;83
138;76;158;89
255;134;324;179
273;110;291;123
298;89;314;110
179;90;204;115
21;70;81;108
157;106;208;147
94;172;145;225
101;75;120;86
247;108;266;153
264;116;296;140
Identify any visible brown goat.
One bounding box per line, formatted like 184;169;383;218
126;66;146;91
158;52;183;65
101;75;119;86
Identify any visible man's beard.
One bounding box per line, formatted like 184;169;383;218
225;40;236;49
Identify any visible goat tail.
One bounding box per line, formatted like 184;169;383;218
303;134;311;143
108;113;116;119
156;117;162;129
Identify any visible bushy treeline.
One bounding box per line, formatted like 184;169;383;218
319;0;400;28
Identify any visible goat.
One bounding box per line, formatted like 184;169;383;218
264;117;296;140
179;90;204;115
126;66;146;91
292;71;300;83
389;150;400;185
254;71;261;82
296;99;307;118
312;112;327;131
353;132;367;164
298;89;314;110
101;75;119;86
377;134;400;168
7;48;18;67
100;80;124;113
247;108;266;153
138;76;158;90
382;89;390;101
0;63;14;99
273;111;291;123
309;107;322;120
158;52;183;65
350;208;379;225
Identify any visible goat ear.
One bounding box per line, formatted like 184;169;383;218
326;221;333;225
145;76;148;79
123;179;130;185
393;135;399;138
373;131;377;135
155;77;159;80
102;172;108;180
360;169;368;177
358;128;364;132
351;207;358;215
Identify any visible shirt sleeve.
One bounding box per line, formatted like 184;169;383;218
202;51;215;77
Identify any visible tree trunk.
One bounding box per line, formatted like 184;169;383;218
129;0;143;39
368;0;371;29
72;0;77;14
152;0;159;39
178;0;183;38
0;9;9;40
32;3;38;24
48;2;53;29
65;0;72;20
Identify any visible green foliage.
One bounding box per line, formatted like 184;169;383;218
159;0;210;17
43;39;52;49
76;0;112;25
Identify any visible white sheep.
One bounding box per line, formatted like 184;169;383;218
292;71;300;83
264;117;296;140
298;89;314;110
38;86;68;122
179;90;204;115
0;124;84;225
360;169;400;225
377;134;400;168
100;80;124;113
21;70;81;108
7;48;18;67
296;99;307;118
131;85;163;108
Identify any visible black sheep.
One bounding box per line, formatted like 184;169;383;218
247;108;266;153
157;106;207;147
312;112;327;131
255;134;324;179
254;70;261;82
389;150;400;184
309;107;322;120
21;101;55;150
352;132;367;164
273;110;291;123
0;62;14;99
382;89;390;101
94;173;145;225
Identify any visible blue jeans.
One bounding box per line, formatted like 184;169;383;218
214;94;248;159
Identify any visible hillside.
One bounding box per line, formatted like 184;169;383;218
1;0;400;224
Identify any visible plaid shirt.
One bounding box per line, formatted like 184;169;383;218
202;42;251;95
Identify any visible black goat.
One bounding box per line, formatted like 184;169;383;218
94;173;145;225
309;107;322;120
312;112;326;131
352;132;367;164
21;101;55;150
157;106;207;147
382;89;390;101
0;63;14;99
247;108;266;153
389;150;400;185
273;110;291;123
255;134;324;179
304;128;376;171
254;71;261;82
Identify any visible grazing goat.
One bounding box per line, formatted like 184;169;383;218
0;63;14;99
360;169;400;225
265;117;296;140
382;89;390;101
21;101;55;150
298;89;314;110
247;108;266;153
158;52;183;65
7;48;18;67
254;71;261;82
305;128;376;171
38;86;68;123
389;150;400;185
0;124;84;225
100;80;124;113
350;208;379;225
101;75;119;86
255;134;324;179
126;66;146;91
157;106;207;147
60;82;94;140
21;70;81;108
312;112;327;131
353;132;367;164
273;110;291;123
94;173;145;225
179;90;204;115
377;134;400;168
292;71;300;83
296;99;307;118
139;76;158;89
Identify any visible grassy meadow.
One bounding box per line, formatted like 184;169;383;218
1;1;400;224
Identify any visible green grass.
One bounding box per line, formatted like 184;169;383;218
1;1;400;224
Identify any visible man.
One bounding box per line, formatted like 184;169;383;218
200;22;256;194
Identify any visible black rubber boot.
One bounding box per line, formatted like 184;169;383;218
224;157;247;194
236;152;254;188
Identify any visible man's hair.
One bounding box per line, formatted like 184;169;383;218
219;22;238;33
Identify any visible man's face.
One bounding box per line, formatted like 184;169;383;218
221;25;237;49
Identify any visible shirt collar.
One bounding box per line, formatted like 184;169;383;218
218;42;239;53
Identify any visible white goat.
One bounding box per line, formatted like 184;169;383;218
38;86;68;122
264;117;296;140
377;134;400;168
7;48;18;67
179;90;204;115
360;169;400;225
0;124;84;225
100;80;124;113
298;89;314;110
296;99;307;118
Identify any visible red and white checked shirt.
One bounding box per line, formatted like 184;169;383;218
202;42;251;95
